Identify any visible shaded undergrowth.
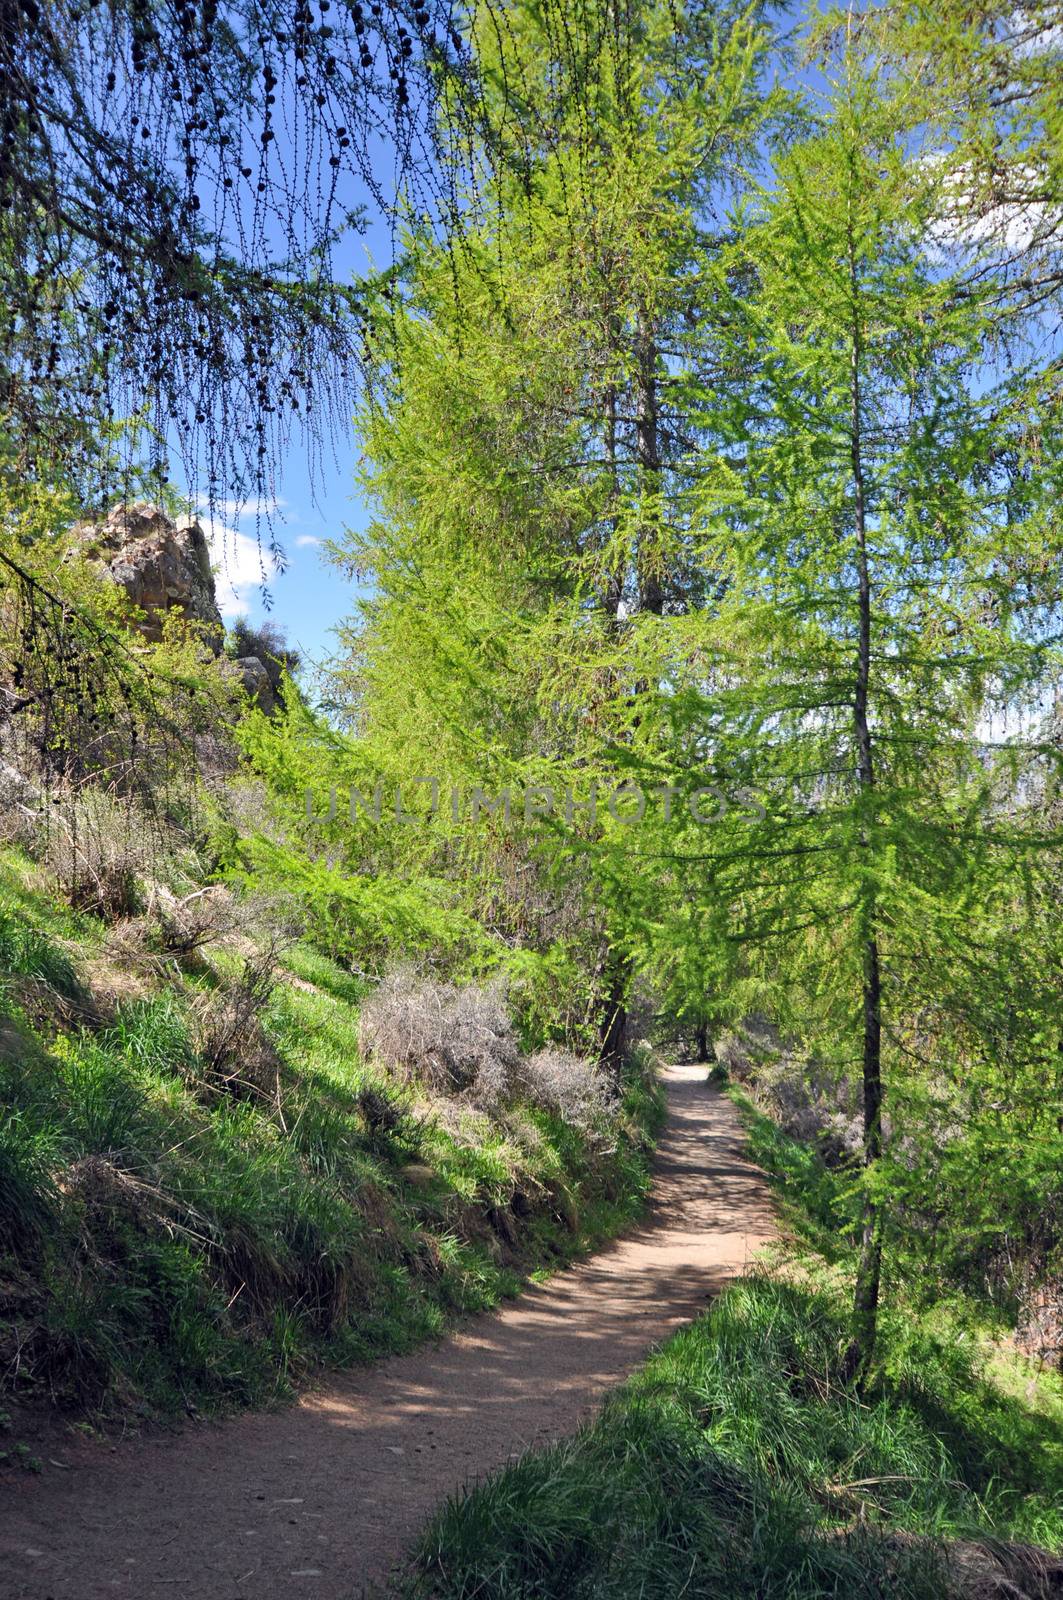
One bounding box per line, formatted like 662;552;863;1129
405;1273;1063;1599
0;851;662;1428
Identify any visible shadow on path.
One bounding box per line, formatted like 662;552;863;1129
0;1067;776;1600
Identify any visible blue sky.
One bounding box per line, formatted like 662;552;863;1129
199;442;370;678
190;220;382;682
183;142;409;684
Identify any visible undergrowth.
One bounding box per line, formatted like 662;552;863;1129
0;850;662;1426
400;1079;1063;1599
405;1271;1063;1599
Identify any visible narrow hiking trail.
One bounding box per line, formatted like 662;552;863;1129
0;1067;776;1600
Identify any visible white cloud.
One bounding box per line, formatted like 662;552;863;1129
924;158;1057;262
1012;8;1063;58
210;496;287;522
295;533;322;549
200;516;279;617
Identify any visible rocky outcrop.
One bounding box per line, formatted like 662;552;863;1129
66;503;282;712
68;502;224;651
223;653;278;715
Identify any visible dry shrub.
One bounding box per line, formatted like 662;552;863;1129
713;1020;862;1166
359;971;617;1135
0;758;41;849
61;1155;197;1244
749;1053;862;1164
151;884;242;958
191;946;284;1110
1016;1274;1063;1371
865;1531;1063;1600
35;790;151;921
358;970;521;1104
205;774;287;846
713;1029;752;1077
519;1047;612;1132
10;973;101;1036
97;916;172;984
147;886;301;970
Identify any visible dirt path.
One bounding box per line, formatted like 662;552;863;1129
0;1067;776;1600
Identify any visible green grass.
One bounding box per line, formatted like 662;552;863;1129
0;853;661;1423
280;941;370;1007
405;1274;1063;1599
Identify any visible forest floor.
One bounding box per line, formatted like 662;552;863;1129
0;1066;776;1600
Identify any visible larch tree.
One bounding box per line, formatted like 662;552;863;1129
313;0;776;1051
623;25;1063;1382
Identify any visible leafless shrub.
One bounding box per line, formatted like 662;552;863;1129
714;1029;752;1077
190;940;290;1112
1016;1273;1063;1371
358;970;521;1104
34;790;152;921
359;972;619;1132
0;759;41;849
147;884;301;966
519;1047;613;1131
151;884;242;958
60;1155;202;1246
741;1046;863;1165
203;773;291;848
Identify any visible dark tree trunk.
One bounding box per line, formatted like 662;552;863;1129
847;933;883;1383
634;306;664;618
596;307;662;1080
842;246;885;1391
695;1021;710;1063
602;381;624;619
598;953;629;1084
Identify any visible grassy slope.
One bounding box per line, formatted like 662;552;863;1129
0;849;662;1438
401;1085;1063;1599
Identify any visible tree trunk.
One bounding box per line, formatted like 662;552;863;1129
842;237;885;1391
602;381;624;619
847;933;883;1384
597;364;630;1077
634;305;664;618
598;953;629;1084
596;308;665;1078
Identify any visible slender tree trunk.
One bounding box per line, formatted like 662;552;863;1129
598;310;664;1081
843;237;885;1390
598;951;629;1080
598;368;629;1082
695;1020;710;1063
602;381;624;620
634;305;664;618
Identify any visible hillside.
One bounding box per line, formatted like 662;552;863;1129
0;845;660;1438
